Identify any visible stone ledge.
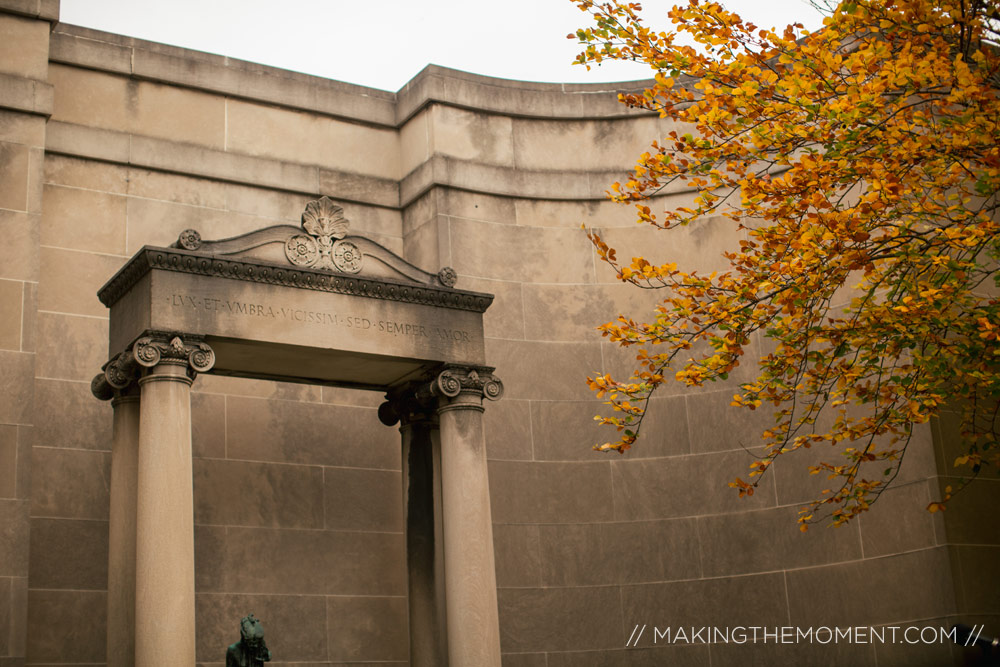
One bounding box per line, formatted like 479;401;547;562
398;153;690;206
44;121;400;208
0;71;53;117
45;121;691;207
0;0;58;22
49;24;657;127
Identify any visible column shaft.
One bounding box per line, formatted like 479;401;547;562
402;419;449;666
135;363;196;666
107;393;140;667
438;394;502;667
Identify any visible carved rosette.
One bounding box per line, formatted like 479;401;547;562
91;333;216;400
177;229;202;250
437;267;457;287
284;196;363;274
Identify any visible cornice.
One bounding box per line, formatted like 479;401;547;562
97;247;493;313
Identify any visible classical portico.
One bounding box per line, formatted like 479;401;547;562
91;197;503;667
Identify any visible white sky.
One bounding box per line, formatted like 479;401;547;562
59;0;825;92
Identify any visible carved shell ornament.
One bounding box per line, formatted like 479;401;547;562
285;196;363;274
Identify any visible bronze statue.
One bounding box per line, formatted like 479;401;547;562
226;614;272;667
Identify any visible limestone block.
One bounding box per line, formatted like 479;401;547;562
190;392;225;459
429;105;514;167
449;217;595;283
48;29;132;75
528;400;615;462
0;70;52;116
25;590;106;663
0;499;28;575
33;312;107;381
858;481;939;557
44;120;130;164
482;397;532;461
935;478;1000;545
225;397;397;470
0;14;48;80
623;572;788;630
399;107;430;177
460;275;524;340
492;523;541;588
27;517;108;590
498;586;622;653
685;388;779;455
41;184;126;254
33;378;111;451
29;447;109;520
610;450;777;521
602;518;702;585
326;596;408;662
129;135;318;194
592;215;742;283
316;167;400;209
402;216;449;274
0;424;14;498
512;115;664;171
226;99;399;179
696;505;863;577
194;525;405;596
0;141;29;211
784;547;955;626
49;64;226;149
38;247;122;318
485;339;602;401
43;154;128;194
0;350;32;423
192;459;324;530
124;197;252;252
127;167;227;209
515;198;635;229
322;467;402;532
0;0;58;20
487;460;613;524
0;278;22;350
0;108;44;145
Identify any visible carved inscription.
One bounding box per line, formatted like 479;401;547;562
167;293;471;342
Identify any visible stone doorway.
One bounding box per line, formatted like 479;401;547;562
90;197;503;667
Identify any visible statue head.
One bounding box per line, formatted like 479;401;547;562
240;614;265;649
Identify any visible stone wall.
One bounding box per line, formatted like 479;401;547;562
0;2;997;665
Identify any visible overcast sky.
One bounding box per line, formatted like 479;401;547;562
59;0;825;92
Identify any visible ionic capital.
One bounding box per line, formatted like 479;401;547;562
92;332;215;400
378;364;503;426
429;365;503;403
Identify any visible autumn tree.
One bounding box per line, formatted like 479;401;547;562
572;0;1000;527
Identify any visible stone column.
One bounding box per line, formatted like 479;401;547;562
381;366;503;667
107;389;140;667
433;366;504;667
380;391;448;667
93;349;143;667
93;333;214;667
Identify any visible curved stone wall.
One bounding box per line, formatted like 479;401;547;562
1;7;996;665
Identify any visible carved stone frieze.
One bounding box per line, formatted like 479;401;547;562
98;249;491;313
91;332;216;400
378;364;503;425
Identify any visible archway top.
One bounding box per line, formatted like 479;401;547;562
98;197;490;314
96;197;493;389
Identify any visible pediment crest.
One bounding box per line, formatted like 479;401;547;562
171;196;457;288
